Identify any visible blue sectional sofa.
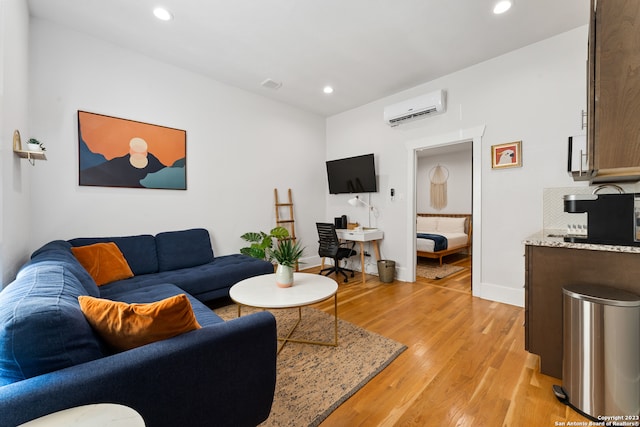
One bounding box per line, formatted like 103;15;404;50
0;228;277;427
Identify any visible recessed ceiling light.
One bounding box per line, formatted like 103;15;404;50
323;86;334;94
153;7;173;21
493;0;513;14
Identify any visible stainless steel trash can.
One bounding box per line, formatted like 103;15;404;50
377;260;395;283
560;284;640;420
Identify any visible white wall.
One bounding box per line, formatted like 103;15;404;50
326;26;590;306
25;19;326;267
0;0;32;286
416;147;472;214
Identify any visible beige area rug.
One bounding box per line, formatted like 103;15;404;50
214;304;406;427
416;258;466;280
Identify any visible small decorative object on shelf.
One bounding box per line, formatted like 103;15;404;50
12;130;47;165
26;138;45;152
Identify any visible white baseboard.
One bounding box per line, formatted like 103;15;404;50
302;258;524;308
473;282;524;307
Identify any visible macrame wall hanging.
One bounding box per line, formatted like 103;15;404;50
429;165;449;210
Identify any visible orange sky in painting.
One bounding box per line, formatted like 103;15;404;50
78;111;185;166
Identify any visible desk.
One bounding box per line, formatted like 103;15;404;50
335;229;384;284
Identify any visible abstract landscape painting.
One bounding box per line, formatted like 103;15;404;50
78;111;186;189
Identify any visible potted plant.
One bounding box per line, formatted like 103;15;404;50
240;227;290;261
26;138;45;152
267;239;305;288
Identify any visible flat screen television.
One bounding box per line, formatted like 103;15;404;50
326;153;377;194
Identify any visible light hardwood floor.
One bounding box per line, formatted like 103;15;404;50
304;256;590;426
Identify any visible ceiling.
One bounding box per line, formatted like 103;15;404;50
27;0;589;117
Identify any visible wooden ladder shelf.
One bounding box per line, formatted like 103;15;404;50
274;188;298;271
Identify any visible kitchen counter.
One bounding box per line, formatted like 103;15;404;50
524;234;640;378
523;230;640;254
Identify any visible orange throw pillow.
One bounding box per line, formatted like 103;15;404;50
78;294;202;351
71;242;134;286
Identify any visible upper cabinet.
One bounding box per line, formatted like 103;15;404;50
583;0;640;182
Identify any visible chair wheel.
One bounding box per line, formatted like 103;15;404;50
343;278;348;283
350;272;354;277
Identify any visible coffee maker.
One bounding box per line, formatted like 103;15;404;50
563;191;640;246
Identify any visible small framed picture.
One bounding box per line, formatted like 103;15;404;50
491;141;522;169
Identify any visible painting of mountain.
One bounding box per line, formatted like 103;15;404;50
77;111;186;189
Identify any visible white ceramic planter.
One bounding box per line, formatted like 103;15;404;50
275;264;294;288
26;143;42;151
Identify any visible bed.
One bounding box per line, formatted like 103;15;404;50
416;213;472;266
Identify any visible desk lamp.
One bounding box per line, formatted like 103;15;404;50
347;196;378;227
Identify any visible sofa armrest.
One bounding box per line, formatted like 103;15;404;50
0;311;276;427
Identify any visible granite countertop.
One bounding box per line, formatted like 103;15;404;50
524;230;640;254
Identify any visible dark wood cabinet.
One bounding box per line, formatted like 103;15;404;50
525;244;640;378
585;0;640;181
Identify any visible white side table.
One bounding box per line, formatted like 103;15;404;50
19;403;145;427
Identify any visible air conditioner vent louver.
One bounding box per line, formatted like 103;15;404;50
383;90;445;127
388;107;437;124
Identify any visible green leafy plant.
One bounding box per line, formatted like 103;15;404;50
267;239;305;268
240;227;290;261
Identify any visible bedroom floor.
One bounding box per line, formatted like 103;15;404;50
416;252;471;294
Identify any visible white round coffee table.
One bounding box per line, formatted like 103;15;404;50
19;404;144;426
230;272;338;353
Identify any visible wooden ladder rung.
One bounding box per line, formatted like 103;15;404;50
274;188;298;271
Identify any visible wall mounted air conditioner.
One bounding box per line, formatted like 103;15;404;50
383;90;446;127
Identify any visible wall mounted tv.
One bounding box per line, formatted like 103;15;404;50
326;153;378;194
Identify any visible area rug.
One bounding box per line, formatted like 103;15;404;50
416;258;465;279
214;304;406;427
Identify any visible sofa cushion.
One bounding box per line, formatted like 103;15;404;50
0;265;104;386
69;234;158;276
100;254;273;302
155;228;214;272
79;294;201;351
29;240;100;297
102;283;223;327
71;242;134;286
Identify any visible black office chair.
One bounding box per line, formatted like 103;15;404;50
316;222;357;283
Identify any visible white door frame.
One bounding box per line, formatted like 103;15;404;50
405;125;485;297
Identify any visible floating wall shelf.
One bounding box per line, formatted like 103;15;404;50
13;130;47;165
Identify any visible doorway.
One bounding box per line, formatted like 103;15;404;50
415;143;472;290
405;126;485;297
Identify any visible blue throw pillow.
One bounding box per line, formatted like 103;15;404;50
0;265;104;385
155;229;214;272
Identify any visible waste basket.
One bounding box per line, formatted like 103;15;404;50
377;260;395;283
556;284;640;420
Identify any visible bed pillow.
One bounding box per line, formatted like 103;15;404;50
437;217;466;234
71;242;134;286
78;294;201;352
416;216;438;233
